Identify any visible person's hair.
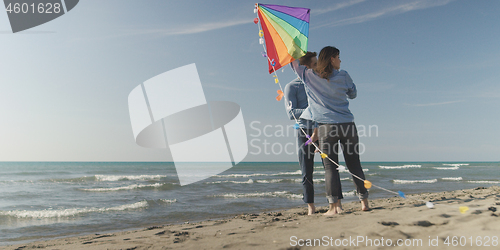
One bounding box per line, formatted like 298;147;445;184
298;51;317;68
314;46;340;79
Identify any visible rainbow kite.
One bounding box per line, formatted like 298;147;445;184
256;3;310;73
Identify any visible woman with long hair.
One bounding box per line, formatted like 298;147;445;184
291;46;369;215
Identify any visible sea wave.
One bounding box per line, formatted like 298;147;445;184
159;199;177;204
214;168;369;178
292;178;328;183
44;175;168;183
80;183;164;192
433;166;459;170
314;166;371;173
94;175;167;181
338;168;370;173
213;190;356;200
207;177;349;185
214;170;302;178
254;179;287;184
393;179;438;184
0;201;148;219
45;176;97;183
212;173;268;178
467;180;500;184
0;180;35;184
206;179;255;184
441;177;463;181
208;178;323;184
342;190;357;197
443;163;469;167
379;165;421;169
254;178;325;184
214;191;302;200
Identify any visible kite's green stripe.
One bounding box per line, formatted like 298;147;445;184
260;8;307;59
260;5;309;37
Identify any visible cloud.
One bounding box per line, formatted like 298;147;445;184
404;100;463;107
127;19;251;37
202;83;263;92
312;0;366;15
81;18;251;41
315;0;455;28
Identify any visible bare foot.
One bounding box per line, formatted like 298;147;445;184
323;201;341;216
323;209;337;216
336;201;343;214
361;198;370;211
307;203;315;215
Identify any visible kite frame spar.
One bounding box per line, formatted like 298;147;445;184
256;3;310;74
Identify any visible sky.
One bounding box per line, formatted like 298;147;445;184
0;0;499;162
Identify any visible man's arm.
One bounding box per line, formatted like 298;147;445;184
290;60;307;83
284;82;305;120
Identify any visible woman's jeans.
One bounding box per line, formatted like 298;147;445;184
318;123;368;203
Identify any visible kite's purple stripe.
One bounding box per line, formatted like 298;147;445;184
259;4;310;23
260;5;309;37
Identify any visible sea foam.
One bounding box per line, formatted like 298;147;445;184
159;199;177;204
434;166;459;170
214;191;302;200
214;170;302;178
81;183;163;192
206;179;255;184
393;179;438;184
94;175;167;181
467;180;500;184
0;201;148;219
443;163;469;167
254;179;286;184
214;190;356;200
441;177;463;181
379;165;421;169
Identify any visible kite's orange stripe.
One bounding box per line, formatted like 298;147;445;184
259;9;294;70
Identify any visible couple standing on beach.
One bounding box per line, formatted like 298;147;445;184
284;46;369;216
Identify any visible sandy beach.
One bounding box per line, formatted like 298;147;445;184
2;186;499;250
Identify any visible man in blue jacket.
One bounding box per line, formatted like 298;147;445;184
284;52;319;215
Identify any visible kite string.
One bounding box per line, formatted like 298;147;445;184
254;4;469;212
254;4;371;196
255;7;368;196
255;7;315;189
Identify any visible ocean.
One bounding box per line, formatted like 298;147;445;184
0;161;499;246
